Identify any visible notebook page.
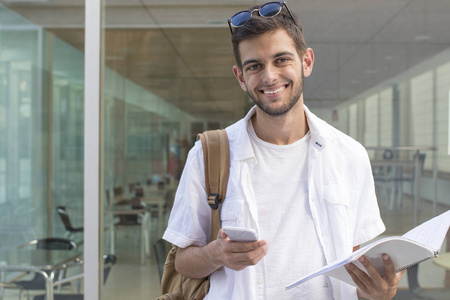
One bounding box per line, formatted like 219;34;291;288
402;210;450;250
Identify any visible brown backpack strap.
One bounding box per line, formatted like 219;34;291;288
197;129;230;242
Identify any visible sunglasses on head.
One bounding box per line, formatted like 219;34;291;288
227;1;294;34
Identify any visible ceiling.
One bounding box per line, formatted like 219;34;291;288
2;0;450;122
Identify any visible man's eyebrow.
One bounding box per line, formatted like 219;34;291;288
242;52;296;68
274;51;295;58
242;59;261;68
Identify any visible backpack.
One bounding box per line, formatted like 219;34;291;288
157;129;230;300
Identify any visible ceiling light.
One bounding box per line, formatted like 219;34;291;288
105;55;125;61
207;20;225;25
414;35;432;41
117;48;135;54
4;0;49;3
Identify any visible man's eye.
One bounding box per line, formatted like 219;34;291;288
277;58;289;63
247;64;260;71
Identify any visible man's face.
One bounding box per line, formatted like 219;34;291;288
233;29;314;117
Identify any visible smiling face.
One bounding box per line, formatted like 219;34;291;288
233;29;314;118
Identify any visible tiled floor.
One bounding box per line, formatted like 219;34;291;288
103;229;161;299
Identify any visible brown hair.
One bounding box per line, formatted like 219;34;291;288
231;4;306;69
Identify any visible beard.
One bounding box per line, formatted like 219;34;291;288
246;68;304;117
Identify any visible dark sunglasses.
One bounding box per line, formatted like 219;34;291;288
227;1;294;34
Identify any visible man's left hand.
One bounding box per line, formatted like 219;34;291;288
345;254;404;300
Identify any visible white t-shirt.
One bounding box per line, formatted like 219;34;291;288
248;121;334;299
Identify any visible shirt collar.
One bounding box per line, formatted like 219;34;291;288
232;106;257;161
232;105;335;161
303;105;335;151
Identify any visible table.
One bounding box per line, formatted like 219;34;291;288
0;249;82;300
110;185;173;242
141;196;166;237
105;205;149;264
367;146;435;225
138;185;168;198
112;185;166;203
370;159;415;210
136;185;173;237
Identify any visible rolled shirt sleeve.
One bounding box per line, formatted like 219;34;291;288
163;140;212;248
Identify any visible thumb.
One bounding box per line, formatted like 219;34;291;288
217;229;227;240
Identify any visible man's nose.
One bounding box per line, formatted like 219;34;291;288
261;65;278;83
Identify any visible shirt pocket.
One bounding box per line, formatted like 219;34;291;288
322;185;354;249
220;196;245;228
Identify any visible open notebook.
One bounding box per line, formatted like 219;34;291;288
286;209;450;290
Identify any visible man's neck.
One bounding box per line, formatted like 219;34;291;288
251;102;309;145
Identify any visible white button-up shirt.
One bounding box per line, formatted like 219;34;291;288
163;105;386;300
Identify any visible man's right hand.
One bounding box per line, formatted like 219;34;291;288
210;229;269;271
175;230;269;278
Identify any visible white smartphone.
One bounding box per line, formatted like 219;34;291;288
222;226;259;242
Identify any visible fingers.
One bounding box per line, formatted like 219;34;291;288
220;229;266;252
345;258;371;290
382;254;396;283
346;254;401;300
225;242;269;268
358;255;383;282
231;240;267;253
216;229;269;271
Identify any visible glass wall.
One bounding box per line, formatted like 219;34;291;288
0;3;85;243
0;1;85;298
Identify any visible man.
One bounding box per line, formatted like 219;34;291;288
162;2;403;299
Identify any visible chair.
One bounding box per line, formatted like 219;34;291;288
110;188;144;234
113;187;124;199
114;198;145;226
128;183;135;194
32;255;116;300
0;282;24;300
153;239;171;282
57;207;83;239
111;199;150;263
373;150;425;211
111;186;131;204
17;238;77;251
12;238;79;299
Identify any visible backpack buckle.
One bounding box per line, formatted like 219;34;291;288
208;194;220;210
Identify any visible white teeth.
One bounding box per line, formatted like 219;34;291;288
263;86;285;95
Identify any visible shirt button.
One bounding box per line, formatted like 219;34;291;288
249;158;255;163
257;278;263;284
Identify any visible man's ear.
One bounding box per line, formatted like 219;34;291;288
233;65;247;91
302;48;314;78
